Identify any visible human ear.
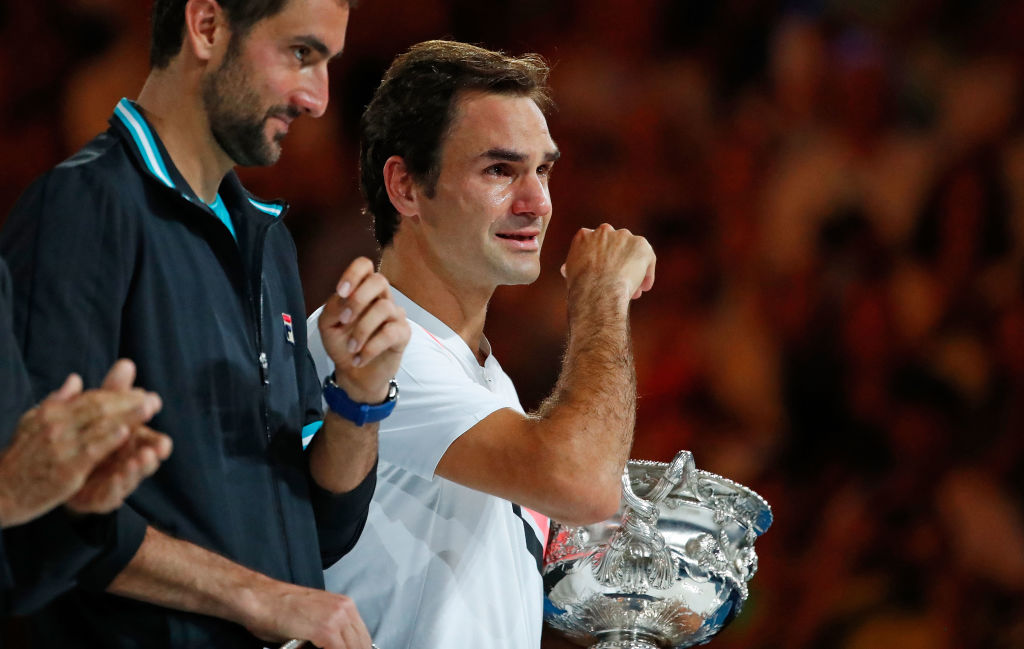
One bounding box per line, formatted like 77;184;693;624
183;0;230;64
383;156;422;223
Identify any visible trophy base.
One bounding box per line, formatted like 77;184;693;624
592;631;662;649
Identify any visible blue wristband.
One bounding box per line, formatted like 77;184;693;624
323;374;399;426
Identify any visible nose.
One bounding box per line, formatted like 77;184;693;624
511;172;551;217
293;65;330;118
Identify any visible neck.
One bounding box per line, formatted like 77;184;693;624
380;243;494;364
135;66;234;203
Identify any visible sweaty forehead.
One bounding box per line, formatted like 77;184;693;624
445;92;554;158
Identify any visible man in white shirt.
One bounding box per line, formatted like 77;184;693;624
307;40;656;648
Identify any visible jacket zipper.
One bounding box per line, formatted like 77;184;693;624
249;220;273;442
124;125;300;576
251;218;297;579
149;173;297;578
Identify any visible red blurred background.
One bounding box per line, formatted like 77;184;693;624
2;0;1023;647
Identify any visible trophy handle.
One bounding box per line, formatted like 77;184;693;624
641;450;695;505
592;452;695;592
620;450;695;516
620;466;658;519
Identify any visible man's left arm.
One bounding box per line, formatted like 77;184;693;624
304;257;409;561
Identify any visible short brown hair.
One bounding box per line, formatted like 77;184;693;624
150;0;356;69
360;40;553;248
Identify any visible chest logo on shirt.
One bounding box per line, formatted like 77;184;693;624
282;313;295;344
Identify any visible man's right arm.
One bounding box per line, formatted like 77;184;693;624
435;224;656;526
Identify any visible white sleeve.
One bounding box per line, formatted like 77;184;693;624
307;308;518;479
304;305;332;447
306;305;332;404
382;326;520;479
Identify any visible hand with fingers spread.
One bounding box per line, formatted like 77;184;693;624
318;257;411;404
0;359;169;527
560;223;657;303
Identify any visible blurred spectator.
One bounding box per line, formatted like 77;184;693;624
2;1;1021;647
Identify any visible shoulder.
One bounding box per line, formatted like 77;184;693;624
54;131;135;190
17;131;140;219
1;132;146;273
399;323;462;376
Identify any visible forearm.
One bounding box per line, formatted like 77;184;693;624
308;412;378;494
106;526;275;629
106;526;371;645
536;281;636;494
436;226;652;524
431;283;635;524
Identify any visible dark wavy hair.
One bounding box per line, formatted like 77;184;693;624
150;0;355;68
360;40;553;248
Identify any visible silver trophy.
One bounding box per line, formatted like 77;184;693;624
543;451;772;648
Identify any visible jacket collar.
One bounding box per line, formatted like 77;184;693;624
108;98;287;219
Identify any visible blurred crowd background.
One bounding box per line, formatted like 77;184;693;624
2;0;1023;647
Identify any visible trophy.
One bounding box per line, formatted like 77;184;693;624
543;451;772;648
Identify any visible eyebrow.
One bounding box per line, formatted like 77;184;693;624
480;147;562;164
294;34;343;60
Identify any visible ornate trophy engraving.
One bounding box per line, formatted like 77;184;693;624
543;451;772;648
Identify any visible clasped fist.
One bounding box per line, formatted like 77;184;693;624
318;257;411;405
561;223;656;301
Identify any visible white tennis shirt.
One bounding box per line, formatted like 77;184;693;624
306;289;546;649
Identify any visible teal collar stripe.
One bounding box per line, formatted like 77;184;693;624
114;98;175;189
114;99;284;219
249;198;283;218
208;194;237;240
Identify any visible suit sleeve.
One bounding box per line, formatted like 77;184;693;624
0;165;149;598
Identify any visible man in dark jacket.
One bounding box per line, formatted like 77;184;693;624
0;0;409;647
0;257;170;613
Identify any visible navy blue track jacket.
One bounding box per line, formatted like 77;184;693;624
0;99;374;648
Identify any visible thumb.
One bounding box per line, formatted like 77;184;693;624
47;373;83;404
102;359;137;391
